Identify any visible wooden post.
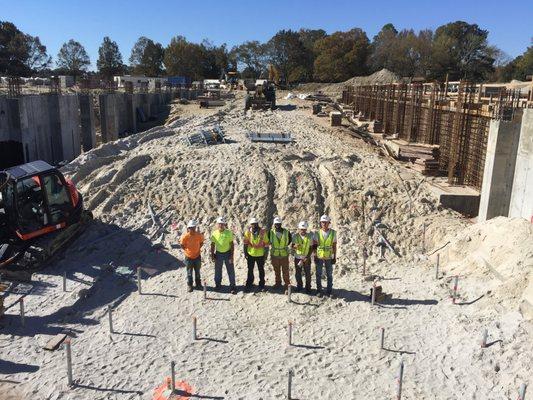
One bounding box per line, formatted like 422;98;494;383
380;327;385;350
518;383;527;400
435;254;440;279
170;361;176;393
287;369;294;400
452;276;459;304
108;305;113;334
192;316;197;341
137;267;142;295
65;339;73;387
63;272;67;292
396;360;404;400
19;298;25;327
288;321;293;346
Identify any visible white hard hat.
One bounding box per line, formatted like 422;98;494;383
298;221;308;229
187;219;197;228
249;217;259;224
320;215;331;223
216;216;227;224
273;216;282;224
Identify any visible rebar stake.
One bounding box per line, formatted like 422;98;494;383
63;272;67;292
380;327;385;350
170;361;176;393
287;285;292;303
288;321;293;346
435;254;440;280
108;305;113;334
192;316;197;341
137;267;142;295
452;276;459;304
396;360;404;400
65;339;73;387
19;298;25;327
287;369;294;400
203;280;207;300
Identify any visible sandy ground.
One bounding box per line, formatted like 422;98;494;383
1;94;531;400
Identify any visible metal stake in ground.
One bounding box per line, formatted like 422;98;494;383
452;276;459;304
518;383;527;400
396;360;404;400
203;279;207;300
435;254;440;280
288;321;293;346
170;361;176;393
371;281;377;306
63;272;67;292
287;369;294;400
192;316;197;341
19;298;25;327
108;305;114;334
362;247;368;276
137;267;142;295
380;327;385;350
65;339;73;387
481;329;488;348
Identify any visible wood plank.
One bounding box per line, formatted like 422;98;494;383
43;333;68;351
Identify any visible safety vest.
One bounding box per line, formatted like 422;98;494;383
293;232;312;257
317;229;336;259
270;228;289;257
244;229;268;257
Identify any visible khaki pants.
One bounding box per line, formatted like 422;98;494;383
271;256;290;287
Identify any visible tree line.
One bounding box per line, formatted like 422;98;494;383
1;20;532;84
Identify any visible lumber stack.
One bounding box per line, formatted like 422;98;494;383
384;139;442;176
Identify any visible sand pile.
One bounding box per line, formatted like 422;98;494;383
296;69;400;98
1;94;531;399
430;217;533;317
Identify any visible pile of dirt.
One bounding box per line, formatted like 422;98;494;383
295;69;401;98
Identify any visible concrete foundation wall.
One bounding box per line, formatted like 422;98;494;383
509;109;533;221
0;97;21;142
59;95;82;161
478;118;521;221
79;94;96;151
19;95;55;163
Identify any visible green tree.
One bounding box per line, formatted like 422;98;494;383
201;39;230;79
514;40;533;80
369;23;399;72
313;28;370;82
163;36;204;80
97;36;124;81
0;21;50;76
266;29;312;84
431;21;496;81
56;39;90;77
129;36;164;76
232;40;267;78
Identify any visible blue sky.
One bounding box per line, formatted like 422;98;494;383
2;0;532;70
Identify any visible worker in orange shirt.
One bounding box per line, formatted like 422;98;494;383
180;219;205;292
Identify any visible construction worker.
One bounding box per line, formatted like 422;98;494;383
210;216;236;294
269;216;291;292
291;221;314;293
314;215;337;297
180;219;204;293
243;217;269;290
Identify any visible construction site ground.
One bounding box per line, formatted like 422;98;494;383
0;93;531;400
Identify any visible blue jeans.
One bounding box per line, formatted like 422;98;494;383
185;256;201;287
316;258;333;292
214;252;236;288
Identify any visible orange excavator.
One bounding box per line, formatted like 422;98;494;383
0;160;92;281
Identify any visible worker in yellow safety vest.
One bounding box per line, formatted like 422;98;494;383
269;216;292;292
243;217;269;290
291;220;314;293
314;214;337;297
210;216;237;294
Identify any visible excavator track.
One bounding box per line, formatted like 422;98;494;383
0;210;93;281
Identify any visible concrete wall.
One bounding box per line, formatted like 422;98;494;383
99;93;130;142
478;117;522;221
0;97;21;142
509;108;533;221
79;94;96;151
19;95;57;163
58;95;81;161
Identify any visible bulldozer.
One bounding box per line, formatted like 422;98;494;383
0;160;92;281
244;79;276;111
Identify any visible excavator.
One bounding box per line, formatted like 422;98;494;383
0;160;92;281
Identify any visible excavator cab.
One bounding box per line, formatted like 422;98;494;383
0;161;83;242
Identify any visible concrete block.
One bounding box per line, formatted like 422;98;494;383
509;109;533;221
478;117;521;221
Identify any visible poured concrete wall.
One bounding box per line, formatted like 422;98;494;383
99;93;130;142
59;95;81;161
478;117;522;221
509;109;533;221
0;97;21;142
19;95;56;163
79;94;96;151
